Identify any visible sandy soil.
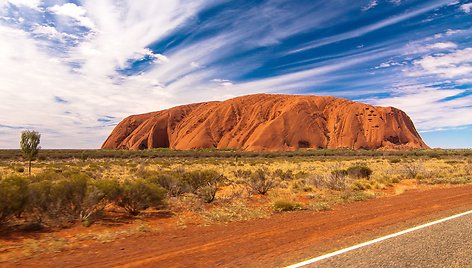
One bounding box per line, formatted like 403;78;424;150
4;184;472;268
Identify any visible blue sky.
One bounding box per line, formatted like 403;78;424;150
0;0;471;149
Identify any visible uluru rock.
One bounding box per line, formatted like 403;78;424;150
102;94;428;151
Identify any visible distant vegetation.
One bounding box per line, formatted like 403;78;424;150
0;148;471;161
0;149;471;231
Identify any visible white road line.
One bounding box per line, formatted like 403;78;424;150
285;209;472;268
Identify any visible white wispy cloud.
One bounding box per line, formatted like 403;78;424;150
368;84;472;131
460;3;472;13
375;60;405;69
129;48;169;64
414;47;472;78
31;24;78;42
426;42;457;49
456;78;472;84
362;0;402;11
49;3;96;30
3;0;41;10
445;28;465;35
363;0;378;11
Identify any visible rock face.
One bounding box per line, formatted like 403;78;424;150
102;94;428;151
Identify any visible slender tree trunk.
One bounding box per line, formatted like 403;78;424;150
28;159;32;175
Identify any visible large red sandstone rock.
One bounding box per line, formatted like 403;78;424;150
102;94;428;151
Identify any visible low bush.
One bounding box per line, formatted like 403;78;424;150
342;191;375;202
331;169;348;179
273;169;294;181
53;174;89;218
290;179;311;193
94;179;122;202
154;172;186;197
197;185;218;203
15;166;25;173
310;202;331;211
1;171;170;227
351;179;374;191
146;170;224;201
402;161;424;178
326;174;349;190
182;170;223;194
272;199;303;212
466;162;472;176
308;173;348;191
247;169;275;195
233;169;252;179
115;180;166;216
346;166;372;179
28;175;114;225
0;176;29;224
28;180;58;223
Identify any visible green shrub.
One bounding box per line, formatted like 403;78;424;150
182;170;223;194
272;200;303;212
154;172;186;196
28;174;112;225
115;180;166;216
197;185;218;203
331;169;348;179
389;158;401;164
290;180;306;192
308;174;348;191
247;169;275;195
28;180;56;222
351;179;374;191
342;191;375;202
233;169;252;179
94;179;122;201
347;166;372;179
15;166;25;173
181;170;223;202
31;169;69;183
273;169;294;181
402;162;423;178
0;176;29;224
53;174;89;217
77;185;109;223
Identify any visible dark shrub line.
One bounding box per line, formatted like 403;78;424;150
0;173;166;228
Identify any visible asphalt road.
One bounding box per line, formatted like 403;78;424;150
305;212;472;268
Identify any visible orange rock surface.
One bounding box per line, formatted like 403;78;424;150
102;94;428;151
